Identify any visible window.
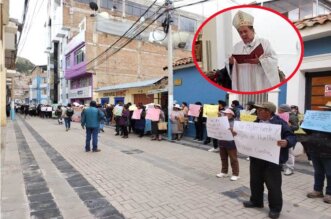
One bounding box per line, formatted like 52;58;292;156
179;16;196;32
75;47;85;65
66;55;70;69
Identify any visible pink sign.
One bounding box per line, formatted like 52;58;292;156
145;108;160;121
132;109;143;120
278;112;289;123
188;104;201;117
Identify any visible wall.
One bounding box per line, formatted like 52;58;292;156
304;36;331;57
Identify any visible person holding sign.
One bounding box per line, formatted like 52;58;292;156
278;104;299;176
170;104;185;141
228;10;279;91
134;103;146;138
150;104;165;141
243;102;296;219
302;103;331;204
216;108;240;181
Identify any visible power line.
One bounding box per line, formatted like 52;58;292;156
18;0;45;56
82;0;164;71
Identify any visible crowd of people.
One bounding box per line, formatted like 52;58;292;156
14;98;331;219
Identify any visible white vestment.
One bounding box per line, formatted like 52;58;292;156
230;37;279;92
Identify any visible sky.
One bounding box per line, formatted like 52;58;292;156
9;0;250;66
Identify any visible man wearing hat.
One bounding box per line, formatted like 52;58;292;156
243;102;296;219
228;10;279;92
278;104;299;176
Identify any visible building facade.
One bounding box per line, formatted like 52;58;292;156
28;66;48;105
47;0;200;105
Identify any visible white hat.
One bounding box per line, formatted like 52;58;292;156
174;104;181;109
232;10;254;30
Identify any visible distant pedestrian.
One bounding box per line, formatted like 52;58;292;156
55;105;63;125
24;105;29;119
64;103;74;131
81;101;104;152
278;104;299;176
134;103;146;138
119;104;130;139
193;102;203;142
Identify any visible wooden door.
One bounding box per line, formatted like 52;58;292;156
307;73;331;110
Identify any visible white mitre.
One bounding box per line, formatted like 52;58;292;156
232;10;254;29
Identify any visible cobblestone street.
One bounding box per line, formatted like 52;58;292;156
2;117;331;219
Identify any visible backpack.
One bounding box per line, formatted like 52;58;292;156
66;108;74;117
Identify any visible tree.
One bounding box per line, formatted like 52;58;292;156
16;57;35;75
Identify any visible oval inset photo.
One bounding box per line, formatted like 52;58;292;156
192;5;304;94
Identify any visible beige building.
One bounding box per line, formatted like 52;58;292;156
47;0;200;105
1;0;19;129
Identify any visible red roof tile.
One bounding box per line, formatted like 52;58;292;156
294;13;331;30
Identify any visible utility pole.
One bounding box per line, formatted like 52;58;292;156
166;0;173;140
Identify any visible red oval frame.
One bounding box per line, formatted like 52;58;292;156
192;5;304;95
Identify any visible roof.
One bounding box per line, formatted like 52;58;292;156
294;13;331;30
95;76;167;92
163;57;194;70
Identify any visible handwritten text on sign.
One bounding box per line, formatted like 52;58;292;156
188;104;201;117
206;117;234;141
203;104;219;118
301;110;331;133
145;108;160;121
233;121;281;164
132;109;143;120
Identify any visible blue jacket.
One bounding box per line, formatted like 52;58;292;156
81;107;104;128
255;115;297;164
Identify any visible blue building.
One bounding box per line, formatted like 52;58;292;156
173;58;227;137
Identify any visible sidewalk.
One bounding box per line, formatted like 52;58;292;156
1;116;331;219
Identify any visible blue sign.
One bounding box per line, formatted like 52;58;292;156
301;110;331;133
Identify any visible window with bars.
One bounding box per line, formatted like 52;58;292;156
75;47;85;65
238;93;268;106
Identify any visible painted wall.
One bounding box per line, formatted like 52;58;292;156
174;66;227;137
278;83;287;105
304;36;331;57
287;36;331;112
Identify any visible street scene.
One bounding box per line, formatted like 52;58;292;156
1;0;331;219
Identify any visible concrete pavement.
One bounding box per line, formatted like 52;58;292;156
1;116;331;219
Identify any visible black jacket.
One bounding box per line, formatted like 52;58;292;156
255;115;297;164
301;129;331;158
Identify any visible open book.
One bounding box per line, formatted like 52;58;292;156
232;43;264;64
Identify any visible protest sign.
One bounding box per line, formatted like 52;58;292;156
203;104;219;118
206;117;234;141
278;112;289;123
114;106;123;116
129;104;137;111
240;113;257;122
46;107;52;112
188;104;201;117
234;121;281;164
145;108;160;121
132;109;142;120
301;110;331;133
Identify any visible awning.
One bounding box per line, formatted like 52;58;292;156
95;76;167;92
146;88;168;94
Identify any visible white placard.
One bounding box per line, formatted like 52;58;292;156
46;107;52;111
233;121;281;164
41;107;47;111
206;117;234;141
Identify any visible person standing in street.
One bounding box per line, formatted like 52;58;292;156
81;101;104;152
243;102;296;219
64;103;74;131
278;104;299;176
303;102;331;204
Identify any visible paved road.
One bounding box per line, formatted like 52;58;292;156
1;116;331;219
